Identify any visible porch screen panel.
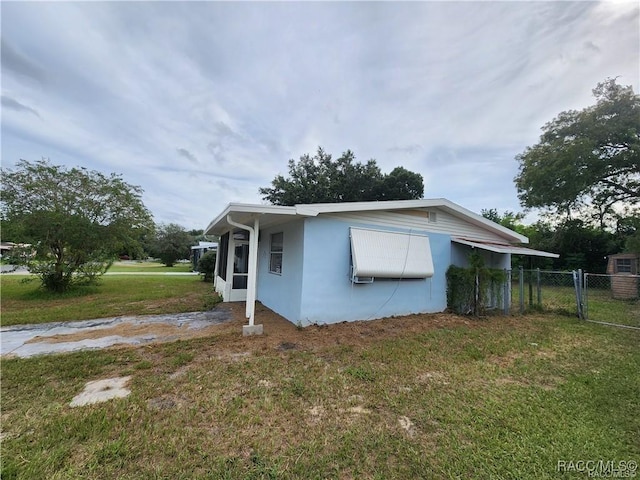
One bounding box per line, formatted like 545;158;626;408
218;232;229;281
350;227;434;278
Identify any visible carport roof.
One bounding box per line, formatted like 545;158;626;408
452;237;559;258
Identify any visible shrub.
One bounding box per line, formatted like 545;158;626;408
446;253;506;316
197;251;217;282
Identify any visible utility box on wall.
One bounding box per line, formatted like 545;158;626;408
607;253;639;300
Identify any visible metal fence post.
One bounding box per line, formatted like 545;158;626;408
503;269;510;315
519;266;524;314
583;272;588;320
572;269;584;319
536;268;541;307
578;268;587;320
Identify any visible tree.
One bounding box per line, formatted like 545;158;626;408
151;223;192;267
1;159;153;292
547;219;620;273
259;147;424;205
616;212;640;254
481;208;526;234
380;166;424;201
515;78;640;228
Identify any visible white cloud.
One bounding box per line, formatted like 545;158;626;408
1;1;638;229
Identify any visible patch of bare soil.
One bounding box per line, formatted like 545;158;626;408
192;303;496;360
27;301;552;357
27;323;189;344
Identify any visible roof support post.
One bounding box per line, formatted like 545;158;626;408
226;214;262;335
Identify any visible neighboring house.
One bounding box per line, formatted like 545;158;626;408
204;199;558;333
191;241;218;271
0;242;15;257
0;242;31;258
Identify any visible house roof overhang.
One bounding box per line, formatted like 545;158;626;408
294;198;529;244
452;237;559;258
204;203;301;236
204;199;529;244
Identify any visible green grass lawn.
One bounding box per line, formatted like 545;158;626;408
107;261;193;273
584;288;640;328
2;313;639;479
0;275;215;327
511;283;640;328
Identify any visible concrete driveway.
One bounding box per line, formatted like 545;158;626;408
1;309;232;358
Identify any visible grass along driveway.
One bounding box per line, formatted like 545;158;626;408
107;261;193;273
0;275;217;327
1;311;638;479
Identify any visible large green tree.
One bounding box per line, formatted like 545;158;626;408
1;159;153;292
481;208;526;234
536;219;620;273
150;223;193;267
259;148;424;205
515;78;640;228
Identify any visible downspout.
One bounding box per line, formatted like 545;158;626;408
226;214;260;327
213;243;219;289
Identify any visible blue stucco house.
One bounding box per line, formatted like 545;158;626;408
204;199;557;334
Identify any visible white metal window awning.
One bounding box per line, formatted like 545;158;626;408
452;237;559;258
350;227;434;278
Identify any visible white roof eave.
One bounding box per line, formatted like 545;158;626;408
294;198;528;244
204;203;299;235
204;199;529;244
452;237;559;258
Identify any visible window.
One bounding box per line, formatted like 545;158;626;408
616;258;633;274
349;227;434;279
232;243;249;289
269;232;283;274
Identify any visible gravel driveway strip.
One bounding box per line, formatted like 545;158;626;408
1;309;232;358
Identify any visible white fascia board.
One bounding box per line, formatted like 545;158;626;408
433;199;529;244
205;198;529;244
295;198;529;244
294;199;442;216
452;237;559;258
204;203;298;235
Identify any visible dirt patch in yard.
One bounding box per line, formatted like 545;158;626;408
19;300;559;359
193;302;493;357
26;322;226;344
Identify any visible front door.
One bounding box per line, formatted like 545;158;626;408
232;241;249;289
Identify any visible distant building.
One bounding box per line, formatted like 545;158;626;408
607;253;639;299
0;242;15;256
191;241;217;271
0;242;31;257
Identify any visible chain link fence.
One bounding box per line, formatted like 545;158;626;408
450;268;639;329
584;273;640;329
510;269;579;316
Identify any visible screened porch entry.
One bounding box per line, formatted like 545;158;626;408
215;230;251;301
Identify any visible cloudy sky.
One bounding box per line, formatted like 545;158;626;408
2;1;638;230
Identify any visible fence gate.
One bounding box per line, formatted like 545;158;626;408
584;273;640;329
512;268;580;316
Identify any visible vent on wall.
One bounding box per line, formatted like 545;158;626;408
428;211;437;223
